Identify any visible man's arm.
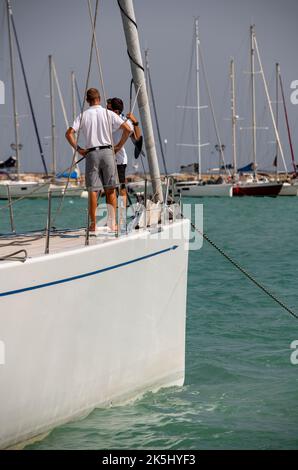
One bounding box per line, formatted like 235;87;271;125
127;112;141;140
65;127;87;156
114;121;132;154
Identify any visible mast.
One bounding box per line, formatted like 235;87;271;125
10;3;48;175
6;0;20;178
195;18;202;180
275;63;279;176
253;34;288;175
144;49;149;102
71;71;81;177
118;0;163;202
250;25;257;179
71;71;77;123
230;58;237;177
49;55;57;176
279;67;296;174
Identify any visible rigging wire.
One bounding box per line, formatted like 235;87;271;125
0;0;146;219
254;36;288;174
239;77;252;166
0;0;101;214
129;79;147;174
74;76;83;113
279;71;297;174
218;69;232;166
9;7;48;175
50;0;102;226
198;42;230;176
177;29;195;166
146;57;168;175
88;1;146;182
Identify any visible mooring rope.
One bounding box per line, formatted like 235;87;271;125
186;217;298;321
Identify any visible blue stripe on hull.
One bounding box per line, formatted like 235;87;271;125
0;245;179;298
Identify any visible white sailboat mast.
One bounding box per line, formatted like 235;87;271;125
71;71;77;123
195;18;202;180
250;25;257;178
275;62;280;174
144;48;150;104
6;0;20;178
230;58;237;176
70;71;81;177
49;55;57;176
118;0;163;202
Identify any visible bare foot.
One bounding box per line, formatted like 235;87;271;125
108;224;118;232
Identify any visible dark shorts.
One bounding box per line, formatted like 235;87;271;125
85;148;117;191
117;164;127;189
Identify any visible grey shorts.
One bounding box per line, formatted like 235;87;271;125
85;148;118;191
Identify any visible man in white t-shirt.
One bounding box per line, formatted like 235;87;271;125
108;97;141;209
65;88;131;232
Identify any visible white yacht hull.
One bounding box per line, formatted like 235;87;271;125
0;220;189;449
279;182;298;196
0;181;83;199
175;182;233;197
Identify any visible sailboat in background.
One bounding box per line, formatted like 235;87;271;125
0;0;83;199
275;63;298;196
232;25;283;196
175;18;233;197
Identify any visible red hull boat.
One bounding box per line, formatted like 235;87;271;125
233;182;283;197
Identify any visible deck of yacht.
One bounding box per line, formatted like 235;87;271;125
0;227;123;263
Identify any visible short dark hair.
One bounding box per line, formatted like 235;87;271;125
86;88;100;104
110;97;124;113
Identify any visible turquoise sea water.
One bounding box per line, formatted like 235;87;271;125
1;196;298;450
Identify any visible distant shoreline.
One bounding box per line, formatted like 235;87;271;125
0;172;292;183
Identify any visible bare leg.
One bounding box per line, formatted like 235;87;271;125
120;187;127;209
88;191;98;231
118;187;127;228
105;188;117;230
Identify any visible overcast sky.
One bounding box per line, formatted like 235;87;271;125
0;0;298;174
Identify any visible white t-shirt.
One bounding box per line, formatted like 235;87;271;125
114;114;134;165
72;105;123;148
